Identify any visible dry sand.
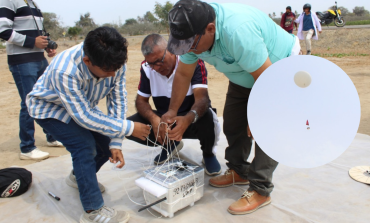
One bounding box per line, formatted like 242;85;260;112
0;29;369;169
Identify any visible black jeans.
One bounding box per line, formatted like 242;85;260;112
223;81;278;196
126;108;218;157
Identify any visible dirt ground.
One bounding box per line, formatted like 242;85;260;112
0;29;369;169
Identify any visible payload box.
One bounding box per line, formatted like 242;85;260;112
135;159;204;218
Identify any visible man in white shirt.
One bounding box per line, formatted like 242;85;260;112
127;34;221;175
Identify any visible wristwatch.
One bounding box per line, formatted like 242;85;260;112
190;110;198;123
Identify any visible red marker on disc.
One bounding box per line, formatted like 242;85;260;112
306;120;309;126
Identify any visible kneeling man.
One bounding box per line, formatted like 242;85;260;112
127;34;221;175
27;27;150;223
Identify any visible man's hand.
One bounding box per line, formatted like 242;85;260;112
247;124;254;139
132;122;151;141
160;109;178;125
46;48;57;57
151;116;167;145
109;149;125;168
319;30;322;34
35;36;48;49
168;115;193;141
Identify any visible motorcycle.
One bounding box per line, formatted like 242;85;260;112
316;1;345;27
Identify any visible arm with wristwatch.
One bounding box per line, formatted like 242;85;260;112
167;87;210;141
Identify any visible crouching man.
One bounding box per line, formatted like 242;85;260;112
126;34;221;175
26;27;150;223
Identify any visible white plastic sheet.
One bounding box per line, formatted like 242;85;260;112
0;118;369;223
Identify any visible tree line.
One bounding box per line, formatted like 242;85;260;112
44;2;370;40
43;1;173;40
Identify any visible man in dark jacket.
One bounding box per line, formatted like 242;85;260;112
280;6;298;33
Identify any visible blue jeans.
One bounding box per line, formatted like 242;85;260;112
36;118;111;211
9;59;56;153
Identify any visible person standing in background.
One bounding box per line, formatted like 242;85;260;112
280;6;298;34
295;3;322;55
0;0;62;161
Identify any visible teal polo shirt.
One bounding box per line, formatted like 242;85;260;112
180;3;296;88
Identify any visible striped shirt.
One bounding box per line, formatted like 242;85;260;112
26;43;134;150
0;0;45;65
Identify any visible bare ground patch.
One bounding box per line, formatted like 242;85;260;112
0;29;369;168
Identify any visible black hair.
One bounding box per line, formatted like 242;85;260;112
83;26;128;71
286;6;292;10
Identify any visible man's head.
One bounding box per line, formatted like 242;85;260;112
303;3;311;13
167;0;216;55
83;27;128;78
286;6;292;14
141;34;176;77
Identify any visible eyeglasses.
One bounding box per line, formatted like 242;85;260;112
190;34;202;51
145;50;167;68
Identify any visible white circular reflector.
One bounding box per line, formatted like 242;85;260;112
248;55;361;168
349;166;370;184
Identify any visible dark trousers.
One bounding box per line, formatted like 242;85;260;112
36;118;110;211
223;81;278;196
9;59;56;153
126;108;217;157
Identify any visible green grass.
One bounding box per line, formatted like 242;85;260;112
327;20;370;26
346;20;370;25
313;53;369;58
0;44;5;49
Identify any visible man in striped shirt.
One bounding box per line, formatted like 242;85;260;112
126;34;221;175
27;27;150;223
0;0;62;161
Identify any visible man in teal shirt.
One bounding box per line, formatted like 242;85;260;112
162;0;301;215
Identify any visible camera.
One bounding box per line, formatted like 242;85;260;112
44;33;58;50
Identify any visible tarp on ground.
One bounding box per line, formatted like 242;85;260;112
0;118;369;223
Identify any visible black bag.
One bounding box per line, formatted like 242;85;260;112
0;168;32;198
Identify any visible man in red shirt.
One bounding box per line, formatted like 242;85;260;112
280;6;298;33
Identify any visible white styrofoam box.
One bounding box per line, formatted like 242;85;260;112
138;159;204;218
135;177;168;198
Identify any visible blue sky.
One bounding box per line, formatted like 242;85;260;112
35;0;370;27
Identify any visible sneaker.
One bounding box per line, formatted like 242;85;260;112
80;205;130;223
66;170;105;193
209;169;249;188
19;148;49;160
154;141;184;165
227;190;271;215
306;50;311;55
202;156;222;176
47;140;64;147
